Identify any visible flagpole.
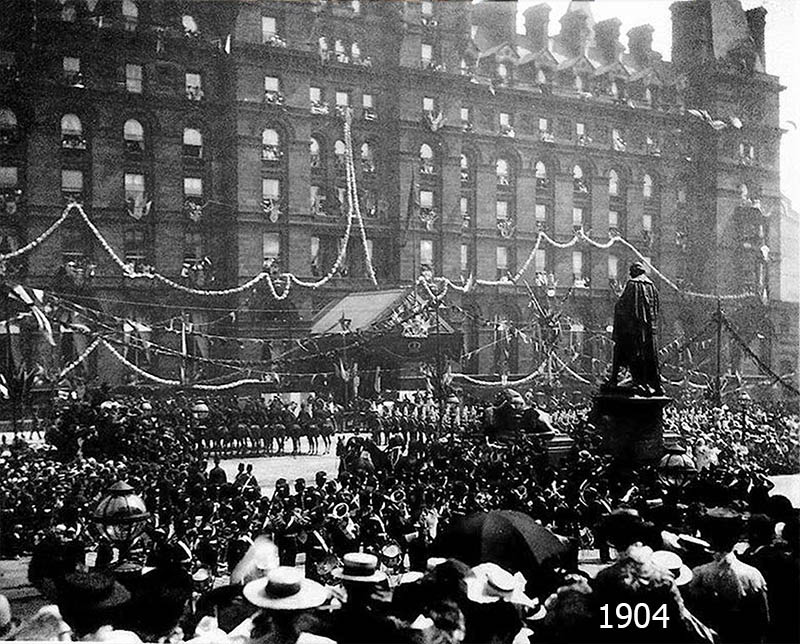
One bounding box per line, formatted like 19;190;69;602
180;309;187;385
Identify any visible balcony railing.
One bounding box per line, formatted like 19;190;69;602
262;144;282;162
62;134;87;150
185;85;204;101
539;131;555;143
310;101;329;115
362;107;377;121
62;71;85;88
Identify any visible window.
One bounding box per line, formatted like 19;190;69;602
262;16;277;42
61;170;83;201
609;210;619;229
184;231;203;262
608;170;619;196
612;128;625;151
360;142;374;173
125;173;146;210
125;64;142;93
496;246;509;275
262;128;281;161
183;128;203;158
61;114;85;149
460;107;470;123
535;161;547;180
421;1;433;16
122;0;138;31
0;167;17;187
124;229;146;263
362;93;373;108
0;108;17;133
310;137;321;168
420;143;434;173
576;122;585;136
538;118;549;132
423;96;435;113
352;0;361;13
63;56;80;73
263;233;281;268
334;139;346;168
610;80;619;98
534;249;546;272
496;158;509;185
310;236;320;275
642;213;652;232
535;204;547;223
420;239;433;266
496;200;508;221
335;91;349;107
471;26;478;40
420;190;433;210
644;87;653;105
124;119;144;153
608;254;618;280
497;64;508;80
499;112;511;127
461;244;468;273
460;196;470;224
182;15;199;35
421;43;433;65
643;173;653;199
460;154;470;182
310;185;325;214
61;1;76;21
264;76;280;92
537;68;547;84
310;86;322;104
184;177;203;198
572;251;584;280
573;165;587;192
572;207;584;228
185;73;203;100
677;185;687;204
263;178;280;201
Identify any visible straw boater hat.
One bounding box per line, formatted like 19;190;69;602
243;567;329;611
650;550;693;586
333;553;387;584
466;563;545;619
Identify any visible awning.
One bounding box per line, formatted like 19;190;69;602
310;289;408;335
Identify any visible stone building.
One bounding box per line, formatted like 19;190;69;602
0;0;795;392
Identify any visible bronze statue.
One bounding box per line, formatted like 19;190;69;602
604;262;663;396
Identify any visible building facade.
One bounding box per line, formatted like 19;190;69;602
0;0;795;393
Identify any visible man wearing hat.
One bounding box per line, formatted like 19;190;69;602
55;570;135;640
683;508;769;644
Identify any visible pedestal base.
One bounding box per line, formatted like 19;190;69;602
592;394;672;465
547;434;575;465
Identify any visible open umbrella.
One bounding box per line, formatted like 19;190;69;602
433;510;573;597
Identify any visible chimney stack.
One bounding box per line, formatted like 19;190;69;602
627;24;655;68
670;0;712;72
523;4;551;53
471;0;517;52
558;10;592;57
745;6;767;68
593;18;623;64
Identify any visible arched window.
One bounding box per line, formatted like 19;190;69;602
573;165;587;193
262;128;281;161
643;173;653;199
61;113;82;136
496;158;510;185
536;68;547;84
334;139;346;170
351;42;361;60
182;15;199;34
460;154;470;183
122;0;138;29
608;170;619;196
183;127;203;158
310;137;321;168
419;143;435;174
361;142;374;172
123;119;144;152
535;161;547;179
497;63;508;80
0;108;17;130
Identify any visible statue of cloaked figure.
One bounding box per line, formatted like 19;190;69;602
605;262;663;396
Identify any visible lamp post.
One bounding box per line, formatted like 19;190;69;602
93;481;150;576
192;400;210;456
339;314;352;427
657;446;697;494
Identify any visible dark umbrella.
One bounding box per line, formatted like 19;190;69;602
433;510;573;597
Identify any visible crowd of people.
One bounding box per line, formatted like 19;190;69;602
0;389;797;643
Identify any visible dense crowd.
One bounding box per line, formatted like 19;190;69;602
0;390;798;643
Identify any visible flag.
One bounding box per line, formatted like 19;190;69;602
687;108;728;130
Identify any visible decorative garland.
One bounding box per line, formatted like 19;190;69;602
58;337;101;380
0;206;73;260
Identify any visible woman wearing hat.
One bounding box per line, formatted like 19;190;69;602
240;566;331;644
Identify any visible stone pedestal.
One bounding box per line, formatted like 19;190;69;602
592;394;672;465
546;433;575;465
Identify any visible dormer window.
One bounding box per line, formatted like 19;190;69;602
575;74;584;92
421;43;433;67
610;80;620;98
497;63;508;82
537;68;547;84
262;16;277;42
421;1;433;16
423;96;435;114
